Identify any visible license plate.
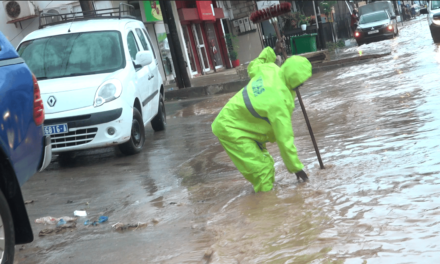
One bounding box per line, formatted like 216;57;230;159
44;124;68;135
368;30;379;35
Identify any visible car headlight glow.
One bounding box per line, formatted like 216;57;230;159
433;17;440;25
94;79;122;107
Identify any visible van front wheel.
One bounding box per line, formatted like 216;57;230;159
118;108;145;155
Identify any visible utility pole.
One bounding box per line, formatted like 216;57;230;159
79;1;95;17
159;1;191;88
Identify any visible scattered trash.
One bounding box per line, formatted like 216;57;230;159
24;200;34;204
35;216;77;225
169;202;177;205
56;219;67;227
39;223;76;236
98;216;108;223
84;216;108;226
112;222;148;231
152;218;160;224
67;200;73;204
133;200;140;205
74;210;87;217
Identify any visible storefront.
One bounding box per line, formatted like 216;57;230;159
176;1;229;76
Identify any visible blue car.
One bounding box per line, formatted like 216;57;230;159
0;31;51;263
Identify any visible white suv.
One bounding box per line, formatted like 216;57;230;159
17;18;166;155
421;1;440;43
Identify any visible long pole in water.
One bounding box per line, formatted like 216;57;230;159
295;88;325;169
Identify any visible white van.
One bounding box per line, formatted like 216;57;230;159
421;1;440;43
17;13;166;156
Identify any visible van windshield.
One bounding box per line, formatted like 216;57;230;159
359;12;388;24
17;31;125;80
432;1;440;10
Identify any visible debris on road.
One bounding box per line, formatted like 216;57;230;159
35;216;77;225
203;248;214;260
74;210;87;217
98;216;108;223
112;222;148;231
24;200;34;204
84;216;109;226
152;218;160;224
56;219;67;227
67;200;73;204
39;223;76;237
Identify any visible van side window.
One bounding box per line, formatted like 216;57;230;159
135;28;149;51
142;29;157;60
127;31;139;61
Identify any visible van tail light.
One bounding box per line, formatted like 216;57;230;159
32;74;45;126
388;25;393;30
355;31;360;37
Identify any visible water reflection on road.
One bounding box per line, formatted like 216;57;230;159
178;17;440;263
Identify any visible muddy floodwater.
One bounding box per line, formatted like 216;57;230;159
16;18;440;263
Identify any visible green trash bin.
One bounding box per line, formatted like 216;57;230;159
290;33;318;55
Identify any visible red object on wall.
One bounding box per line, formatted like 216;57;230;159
231;59;240;68
196;1;215;21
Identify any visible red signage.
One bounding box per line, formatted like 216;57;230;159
196;1;215;21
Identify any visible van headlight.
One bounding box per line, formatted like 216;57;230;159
94;79;122;107
434;17;440;25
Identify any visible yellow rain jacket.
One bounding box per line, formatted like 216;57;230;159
212;47;312;192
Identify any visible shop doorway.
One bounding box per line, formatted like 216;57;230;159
205;23;224;69
182;26;199;76
191;24;211;72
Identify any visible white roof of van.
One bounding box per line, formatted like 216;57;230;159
20;18;141;44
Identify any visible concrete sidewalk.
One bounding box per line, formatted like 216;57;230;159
165;49;391;101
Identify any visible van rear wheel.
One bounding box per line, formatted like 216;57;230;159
0;186;15;264
118;108;145;155
151;94;166;132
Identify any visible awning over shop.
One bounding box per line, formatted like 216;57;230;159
178;7;224;24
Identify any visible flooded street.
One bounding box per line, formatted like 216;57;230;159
16;17;440;263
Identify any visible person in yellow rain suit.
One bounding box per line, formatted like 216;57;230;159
211;47;312;192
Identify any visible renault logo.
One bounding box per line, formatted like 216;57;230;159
47;96;57;107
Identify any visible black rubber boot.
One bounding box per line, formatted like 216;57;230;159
295;170;309;182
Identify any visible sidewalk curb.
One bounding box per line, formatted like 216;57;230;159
165;79;250;101
165;52;391;101
312;52;391;74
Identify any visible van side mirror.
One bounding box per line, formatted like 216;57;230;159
420;8;428;15
391;15;396;19
134;50;153;68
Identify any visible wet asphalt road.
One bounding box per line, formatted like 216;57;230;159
16;16;440;263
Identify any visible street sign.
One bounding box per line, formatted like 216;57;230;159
144;1;162;22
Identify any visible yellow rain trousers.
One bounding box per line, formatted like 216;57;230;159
211;47;312;192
